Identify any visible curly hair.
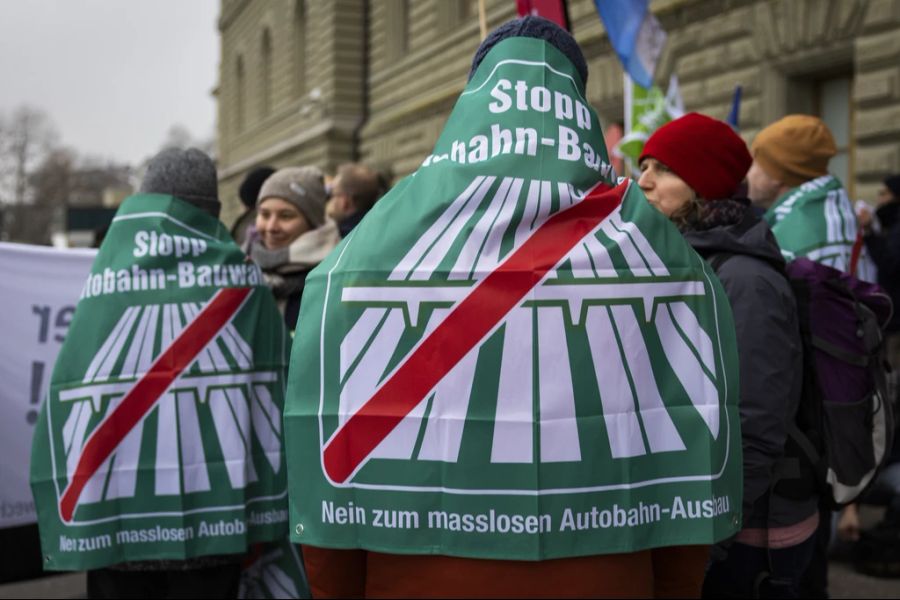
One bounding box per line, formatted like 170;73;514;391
669;192;705;231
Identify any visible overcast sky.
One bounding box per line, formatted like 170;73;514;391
0;0;219;165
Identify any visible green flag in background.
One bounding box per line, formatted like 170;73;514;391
617;73;684;172
764;174;877;281
285;36;742;560
30;195;291;570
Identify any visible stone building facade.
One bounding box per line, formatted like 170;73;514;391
216;0;900;225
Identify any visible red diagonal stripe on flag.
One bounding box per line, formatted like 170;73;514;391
323;180;627;483
59;287;252;522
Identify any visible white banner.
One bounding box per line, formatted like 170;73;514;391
0;242;95;528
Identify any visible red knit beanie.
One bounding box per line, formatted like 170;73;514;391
640;112;752;200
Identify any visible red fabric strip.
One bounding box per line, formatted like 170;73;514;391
59;286;252;522
323;180;625;483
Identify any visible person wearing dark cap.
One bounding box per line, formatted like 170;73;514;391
140;147;222;216
746;115;875;280
294;17;742;599
249;166;340;332
639;114;812;598
231;165;275;246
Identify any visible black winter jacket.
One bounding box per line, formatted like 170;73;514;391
683;202;816;529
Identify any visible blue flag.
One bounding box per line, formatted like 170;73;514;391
594;0;667;89
726;85;742;129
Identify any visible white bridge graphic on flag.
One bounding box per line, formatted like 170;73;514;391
59;302;282;508
332;176;720;469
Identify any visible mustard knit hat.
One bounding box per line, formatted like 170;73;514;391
750;115;837;187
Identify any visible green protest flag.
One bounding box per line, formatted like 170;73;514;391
764;174;876;280
284;36;742;560
30;194;291;570
617;73;684;171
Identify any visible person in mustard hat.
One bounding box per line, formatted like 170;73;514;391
746;115;874;280
748;116;878;595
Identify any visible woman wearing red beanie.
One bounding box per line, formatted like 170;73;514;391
639;113;816;599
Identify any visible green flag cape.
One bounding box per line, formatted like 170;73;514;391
30;194;290;570
285;37;742;560
764;174;876;280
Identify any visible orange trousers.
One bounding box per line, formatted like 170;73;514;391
302;544;708;599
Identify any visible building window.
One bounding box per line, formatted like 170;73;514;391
236;55;245;132
786;71;854;196
437;0;469;32
817;76;852;196
260;28;273;117
293;0;307;97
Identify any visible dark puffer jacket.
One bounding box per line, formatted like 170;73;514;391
683;200;816;529
865;200;900;332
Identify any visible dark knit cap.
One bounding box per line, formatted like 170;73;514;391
885;175;900;200
140;148;220;217
239;166;276;209
640;113;752;201
468;16;587;85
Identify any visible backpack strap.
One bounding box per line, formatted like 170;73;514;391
771;452;803;480
810;335;871;367
784;423;822;472
849;230;865;277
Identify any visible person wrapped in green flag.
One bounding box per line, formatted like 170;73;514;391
29;148;295;598
284;16;742;598
747;114;876;280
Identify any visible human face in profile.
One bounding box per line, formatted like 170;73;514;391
638;158;695;217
